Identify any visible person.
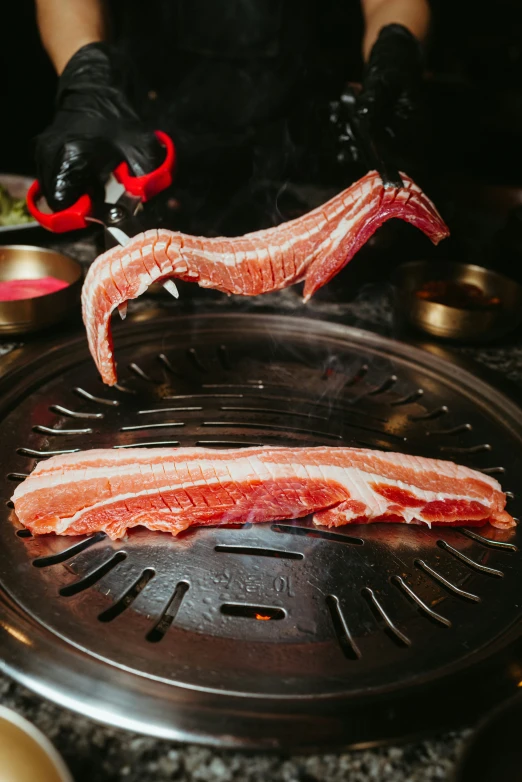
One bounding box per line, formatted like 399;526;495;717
34;0;430;236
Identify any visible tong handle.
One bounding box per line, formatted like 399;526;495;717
26;130;176;234
26;181;92;232
114;130;175;201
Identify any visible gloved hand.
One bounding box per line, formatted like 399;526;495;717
356;23;423;135
330;24;423;174
36;42;163;211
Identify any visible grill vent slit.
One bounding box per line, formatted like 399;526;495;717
367;375;398;396
415;559;481;602
98;568;156;623
146;581;190;643
187;348;208;372
33;533;105;568
74;387;119;406
362;588;411;647
59;552;127;597
271;524;364;545
410;406;448;421
157;353;179;375
438;540;504;577
50;405;104;420
326;595;361;660
217;345;232;371
460;529;517;551
392;575;452;627
220;604;285;620
129;363;155;383
391;389;424;406
215;545;303;560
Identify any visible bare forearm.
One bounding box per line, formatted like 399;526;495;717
361;0;430;60
35;0;108;74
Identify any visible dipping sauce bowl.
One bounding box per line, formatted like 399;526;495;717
393;261;522;342
0;245;82;335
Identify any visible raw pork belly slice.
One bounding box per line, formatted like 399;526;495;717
82;171;449;385
12;446;513;540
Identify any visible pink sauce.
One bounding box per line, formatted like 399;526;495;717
0;277;69;301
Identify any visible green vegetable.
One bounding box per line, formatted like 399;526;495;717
0;183;35;227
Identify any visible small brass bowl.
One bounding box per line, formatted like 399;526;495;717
393;261;522;342
0;705;72;782
0;245;82;335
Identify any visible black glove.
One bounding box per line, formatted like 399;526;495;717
36;42;163;211
356;23;423;134
330;24;423;174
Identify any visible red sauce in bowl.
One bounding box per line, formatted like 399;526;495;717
0;277;69;301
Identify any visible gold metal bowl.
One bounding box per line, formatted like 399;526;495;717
0;705;72;782
393;261;522;342
0;245;82;335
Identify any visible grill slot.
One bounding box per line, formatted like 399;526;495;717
438;540;504;577
187;347;208;372
460;529;517;551
33;534;105;568
59;552;127;596
326;595;361;660
129;363;155;382
220;604;285;620
18;447;80;457
217;345;232;371
271;523;364;546
366;375;398;396
119;422;185;432
214;545;303;560
50;405;104;420
98;568;156;622
74;387;119;406
33;425;94;436
158;353;180;375
391;389;424;406
414;559;480;602
362;587;411;647
427;423;472;436
410;406;448;421
114;440;180;449
146;581;189;642
138;407;203;414
392;575;452;627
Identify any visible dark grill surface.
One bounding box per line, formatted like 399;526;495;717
0;313;521;748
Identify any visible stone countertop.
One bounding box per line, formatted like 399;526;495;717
1;236;522;782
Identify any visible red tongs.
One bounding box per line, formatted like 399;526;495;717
27;130;175;233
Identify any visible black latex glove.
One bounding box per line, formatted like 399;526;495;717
330;24;423;174
356;23;423;134
36;42;163;211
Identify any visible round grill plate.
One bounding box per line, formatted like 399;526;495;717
1;313;522;748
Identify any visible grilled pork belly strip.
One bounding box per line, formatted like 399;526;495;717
81;171;449;385
12;446;513;540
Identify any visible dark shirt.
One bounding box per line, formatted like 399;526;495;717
108;0;364;234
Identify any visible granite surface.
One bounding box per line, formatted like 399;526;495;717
1;236;521;781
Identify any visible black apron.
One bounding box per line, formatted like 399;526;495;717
110;0;363;234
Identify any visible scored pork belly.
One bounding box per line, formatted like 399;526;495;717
12;446;513;540
82;171;449;385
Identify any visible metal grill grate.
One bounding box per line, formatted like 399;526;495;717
1;313;522;748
